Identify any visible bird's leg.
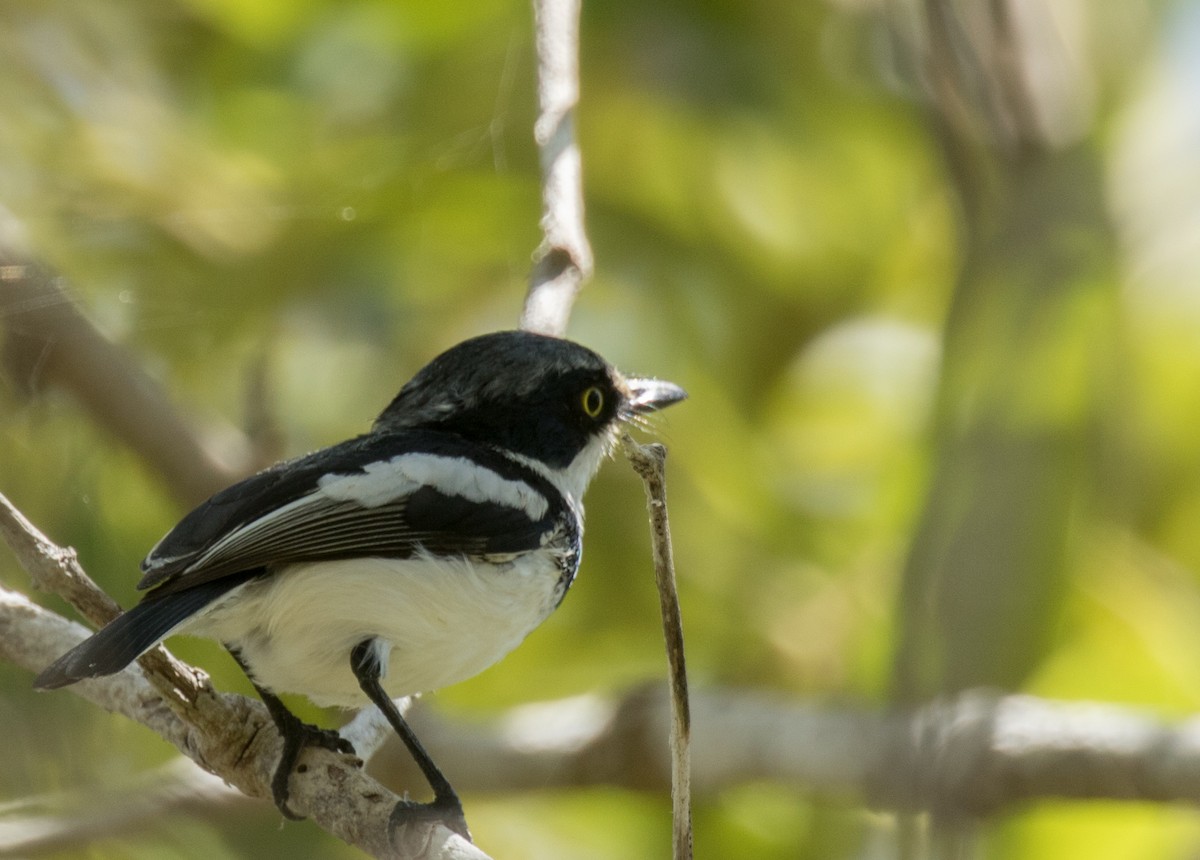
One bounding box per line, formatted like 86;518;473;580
229;647;356;819
349;639;470;840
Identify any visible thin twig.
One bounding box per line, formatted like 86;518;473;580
621;435;693;860
520;0;593;337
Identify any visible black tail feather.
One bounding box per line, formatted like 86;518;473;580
33;577;245;689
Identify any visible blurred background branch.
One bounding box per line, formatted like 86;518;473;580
0;228;254;508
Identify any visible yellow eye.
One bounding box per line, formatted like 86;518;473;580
581;386;605;418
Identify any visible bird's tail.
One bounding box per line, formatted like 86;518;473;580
33;578;242;689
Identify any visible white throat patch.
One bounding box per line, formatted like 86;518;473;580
503;431;613;516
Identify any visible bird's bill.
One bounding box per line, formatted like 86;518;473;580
624;377;687;415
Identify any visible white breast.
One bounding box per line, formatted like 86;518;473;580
186;551;565;708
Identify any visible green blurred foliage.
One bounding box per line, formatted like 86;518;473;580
1;0;1199;857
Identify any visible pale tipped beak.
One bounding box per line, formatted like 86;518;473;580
624;377;688;415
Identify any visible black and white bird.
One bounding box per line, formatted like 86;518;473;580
35;330;685;833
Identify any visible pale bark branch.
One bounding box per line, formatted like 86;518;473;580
519;0;593;337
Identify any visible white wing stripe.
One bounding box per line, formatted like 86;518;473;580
317;453;549;519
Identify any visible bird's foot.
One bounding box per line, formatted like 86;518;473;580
271;720;358;820
388;791;471;843
301;723;356;756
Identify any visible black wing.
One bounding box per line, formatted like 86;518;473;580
139;430;563;596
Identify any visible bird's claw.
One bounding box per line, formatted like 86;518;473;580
271;721;358;819
304;724;356;756
388;792;470;842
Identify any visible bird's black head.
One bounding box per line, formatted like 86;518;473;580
373;331;685;471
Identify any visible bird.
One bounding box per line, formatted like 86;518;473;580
34;329;686;836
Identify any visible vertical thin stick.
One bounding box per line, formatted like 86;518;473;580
521;0;593;337
622;436;693;860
